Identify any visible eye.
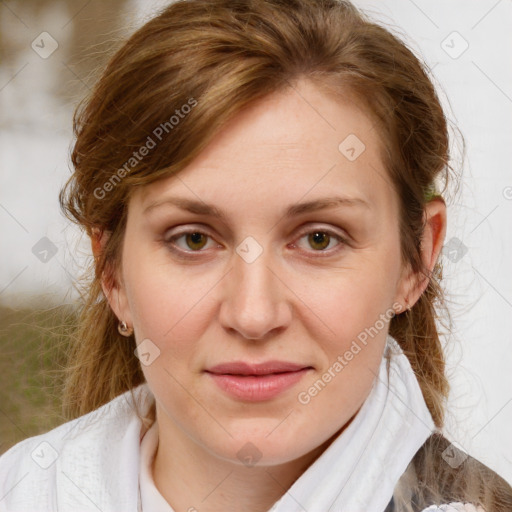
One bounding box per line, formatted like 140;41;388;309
293;228;347;255
165;229;217;253
164;226;347;257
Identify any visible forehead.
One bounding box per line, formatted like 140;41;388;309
134;79;395;217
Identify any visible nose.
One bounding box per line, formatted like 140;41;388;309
218;246;292;341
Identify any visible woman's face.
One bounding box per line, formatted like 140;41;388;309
111;78;414;466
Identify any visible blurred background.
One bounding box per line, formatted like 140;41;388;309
0;0;511;484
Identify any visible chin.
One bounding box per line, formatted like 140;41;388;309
205;426;315;468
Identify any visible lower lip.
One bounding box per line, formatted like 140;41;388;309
206;369;310;401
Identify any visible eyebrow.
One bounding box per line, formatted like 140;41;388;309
143;195;371;220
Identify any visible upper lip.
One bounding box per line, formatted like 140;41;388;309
206;361;312;376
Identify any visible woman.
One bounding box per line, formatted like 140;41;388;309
0;0;510;511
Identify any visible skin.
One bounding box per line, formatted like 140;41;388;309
97;78;446;512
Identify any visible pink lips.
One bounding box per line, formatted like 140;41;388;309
205;361;312;401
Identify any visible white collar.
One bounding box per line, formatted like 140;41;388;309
138;421;173;511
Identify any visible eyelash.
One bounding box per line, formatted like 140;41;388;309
164;226;348;258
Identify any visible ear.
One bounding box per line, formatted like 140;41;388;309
91;227;133;329
395;197;447;310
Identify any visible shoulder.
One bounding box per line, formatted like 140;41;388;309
0;383;153;512
390;432;512;512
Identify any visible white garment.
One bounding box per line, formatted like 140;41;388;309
0;334;477;512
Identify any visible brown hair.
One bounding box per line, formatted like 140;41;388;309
60;0;452;429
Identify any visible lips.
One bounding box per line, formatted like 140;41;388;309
205;360;313;401
206;360;310;376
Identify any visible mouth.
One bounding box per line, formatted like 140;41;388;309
205;361;313;401
206;360;311;375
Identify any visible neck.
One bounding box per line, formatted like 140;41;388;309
151;411;342;512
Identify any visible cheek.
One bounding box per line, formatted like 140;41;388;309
298;255;399;342
293;265;395;428
123;249;224;376
123;255;213;419
292;254;399;417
